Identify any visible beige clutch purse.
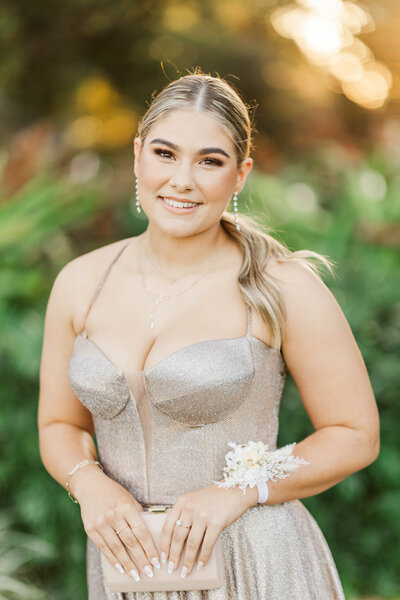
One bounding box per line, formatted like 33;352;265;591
103;505;225;593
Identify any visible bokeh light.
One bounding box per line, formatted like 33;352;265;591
285;182;319;212
68;78;138;149
270;0;393;109
341;62;393;109
359;169;387;202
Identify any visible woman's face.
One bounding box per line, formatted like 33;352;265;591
133;109;253;236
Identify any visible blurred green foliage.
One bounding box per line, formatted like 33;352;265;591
0;170;108;598
0;511;53;600
0;146;399;599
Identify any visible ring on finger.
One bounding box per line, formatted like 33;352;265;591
131;520;143;528
176;518;191;529
115;524;130;536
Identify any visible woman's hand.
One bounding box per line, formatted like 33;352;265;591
160;482;257;578
71;466;161;581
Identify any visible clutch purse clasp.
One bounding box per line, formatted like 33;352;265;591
143;504;173;513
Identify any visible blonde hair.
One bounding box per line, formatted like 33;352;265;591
136;69;336;350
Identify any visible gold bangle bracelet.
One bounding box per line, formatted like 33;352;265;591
65;459;103;504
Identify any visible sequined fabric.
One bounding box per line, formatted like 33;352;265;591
67;242;345;599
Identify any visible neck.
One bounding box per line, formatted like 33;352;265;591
140;224;228;278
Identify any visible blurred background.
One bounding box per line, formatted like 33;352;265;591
0;0;399;598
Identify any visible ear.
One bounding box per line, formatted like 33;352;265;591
133;137;142;177
235;158;253;194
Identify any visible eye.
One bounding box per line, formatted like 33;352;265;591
154;148;175;159
201;157;223;167
153;148;223;167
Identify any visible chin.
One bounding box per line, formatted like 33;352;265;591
153;221;201;236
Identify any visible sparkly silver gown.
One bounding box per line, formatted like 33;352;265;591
68;242;345;599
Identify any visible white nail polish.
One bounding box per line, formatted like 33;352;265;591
168;560;175;574
151;557;160;569
144;565;153;578
114;562;124;574
197;561;204;571
130;569;140;581
161;551;167;564
181;566;188;578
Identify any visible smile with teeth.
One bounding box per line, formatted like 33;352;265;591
161;197;200;208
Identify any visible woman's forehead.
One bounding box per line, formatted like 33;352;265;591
145;109;235;152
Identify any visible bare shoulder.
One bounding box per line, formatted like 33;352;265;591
264;257;333;297
264;256;367;406
262;256;379;456
263;256;350;357
50;237;133;335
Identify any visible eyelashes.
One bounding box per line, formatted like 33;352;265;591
153;148;223;167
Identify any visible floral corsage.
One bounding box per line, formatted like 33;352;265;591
213;440;310;495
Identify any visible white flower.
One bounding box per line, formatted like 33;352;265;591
242;449;259;466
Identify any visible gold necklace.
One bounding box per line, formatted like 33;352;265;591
137;236;225;329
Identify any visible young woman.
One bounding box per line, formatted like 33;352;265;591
38;72;379;599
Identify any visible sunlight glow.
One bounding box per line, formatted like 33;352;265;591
269;0;392;109
297;0;342;19
329;52;363;81
342;63;393;109
298;15;342;56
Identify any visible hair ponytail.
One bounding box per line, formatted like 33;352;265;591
220;210;335;350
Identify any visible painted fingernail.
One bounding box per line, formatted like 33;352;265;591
114;562;124;574
130;569;140;581
144;565;153;578
151;557;160;569
161;551;167;564
168;560;175;573
197;561;204;571
181;566;188;578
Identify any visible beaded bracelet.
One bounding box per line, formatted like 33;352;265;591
65;459;103;503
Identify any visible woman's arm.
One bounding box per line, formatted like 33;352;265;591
245;259;380;507
38;259;98;490
38;256;160;580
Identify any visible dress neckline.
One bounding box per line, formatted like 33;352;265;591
76;326;280;379
72;240;284;391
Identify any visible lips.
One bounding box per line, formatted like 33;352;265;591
159;196;201;214
160;196;201;205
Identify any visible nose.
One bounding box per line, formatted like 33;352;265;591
169;158;195;192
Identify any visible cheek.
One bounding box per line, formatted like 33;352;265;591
138;154;165;185
201;171;235;202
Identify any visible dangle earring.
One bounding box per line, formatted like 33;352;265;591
135;176;141;213
232;190;241;231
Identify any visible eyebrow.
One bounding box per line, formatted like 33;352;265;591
149;138;231;159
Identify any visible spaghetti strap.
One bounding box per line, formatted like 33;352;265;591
246;303;252;337
82;240;131;330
